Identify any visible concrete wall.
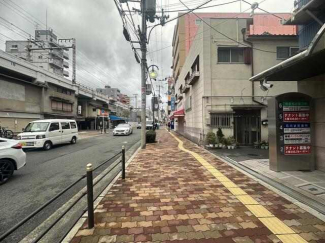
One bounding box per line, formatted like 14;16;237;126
0;76;43;132
298;74;325;171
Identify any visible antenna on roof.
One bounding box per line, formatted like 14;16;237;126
250;2;259;17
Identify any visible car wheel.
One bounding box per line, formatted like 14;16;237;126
71;136;77;144
0;159;15;185
43;141;52;150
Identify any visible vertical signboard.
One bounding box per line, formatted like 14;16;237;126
269;93;314;172
171;96;175;111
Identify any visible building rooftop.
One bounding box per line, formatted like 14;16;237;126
249;14;297;36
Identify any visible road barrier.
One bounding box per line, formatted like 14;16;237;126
0;147;126;242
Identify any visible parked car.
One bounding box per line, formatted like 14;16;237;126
16;119;79;150
137;123;141;129
0;138;26;184
113;123;133;136
146;121;154;130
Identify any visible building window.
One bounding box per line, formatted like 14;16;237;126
277;47;299;59
11;44;18;49
218;47;244;63
195;19;202;25
211;113;232;128
51;101;72;112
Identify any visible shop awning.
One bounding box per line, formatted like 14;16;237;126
170;108;185;119
109;115;125;121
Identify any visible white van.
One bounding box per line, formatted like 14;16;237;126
17;119;79;150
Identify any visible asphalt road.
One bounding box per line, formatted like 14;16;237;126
0;129;140;242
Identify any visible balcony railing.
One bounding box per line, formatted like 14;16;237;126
63;52;69;60
63;70;69;77
49;59;63;68
182;84;190;93
63;61;69;68
188;71;200;85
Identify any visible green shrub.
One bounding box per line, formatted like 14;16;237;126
206;131;216;145
146;130;156;143
216;128;224;143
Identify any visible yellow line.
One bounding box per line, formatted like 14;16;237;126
169;132;307;243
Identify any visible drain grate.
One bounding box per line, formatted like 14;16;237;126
298;184;325;195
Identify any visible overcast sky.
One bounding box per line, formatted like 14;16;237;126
0;0;295;107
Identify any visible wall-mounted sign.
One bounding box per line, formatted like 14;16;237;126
283;145;311;155
98;109;109;117
77;105;82;115
283;112;310;122
171;96;175;111
284;134;311;144
283;123;310;133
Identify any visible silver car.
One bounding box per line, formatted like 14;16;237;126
0;138;26;184
113;124;133;136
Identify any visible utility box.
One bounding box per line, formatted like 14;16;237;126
268;92;314;171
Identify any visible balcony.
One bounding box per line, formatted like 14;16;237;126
182;84;190;93
49;59;63;68
188;71;200;85
63;60;69;68
50;49;63;59
63;51;69;60
63;70;69;77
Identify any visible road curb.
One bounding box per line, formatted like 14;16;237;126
19;140;141;243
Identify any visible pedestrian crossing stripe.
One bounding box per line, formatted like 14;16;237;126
169;131;308;243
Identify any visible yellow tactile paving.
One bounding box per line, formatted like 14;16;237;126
169;132;308;243
259;217;296;234
237;195;259;205
278;234;309;243
246;205;274;218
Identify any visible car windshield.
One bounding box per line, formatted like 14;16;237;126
24;122;50;132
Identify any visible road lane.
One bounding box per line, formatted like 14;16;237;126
0;130;140;242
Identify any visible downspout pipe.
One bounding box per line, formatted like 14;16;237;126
242;28;266;107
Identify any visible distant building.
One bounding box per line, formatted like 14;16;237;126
5;29;70;77
97;85;121;101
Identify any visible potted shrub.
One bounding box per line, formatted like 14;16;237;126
229;137;236;149
146;130;156;143
216;128;224;148
254;141;260;149
206;131;216;148
261;140;266;149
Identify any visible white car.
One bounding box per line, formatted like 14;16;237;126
0;138;26;185
17;119;79;150
113;124;133;136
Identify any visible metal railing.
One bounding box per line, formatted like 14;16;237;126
0;147;126;242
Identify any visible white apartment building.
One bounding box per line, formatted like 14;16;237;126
5;29;69;77
173;14;299;145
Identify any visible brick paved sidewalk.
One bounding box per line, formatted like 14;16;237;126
70;130;325;243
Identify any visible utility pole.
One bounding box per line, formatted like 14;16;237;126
140;0;147;149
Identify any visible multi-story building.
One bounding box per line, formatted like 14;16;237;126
5;29;69;78
97;86;121;102
172;13;251;83
0;50;109;132
250;0;325;170
172;13;299;145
